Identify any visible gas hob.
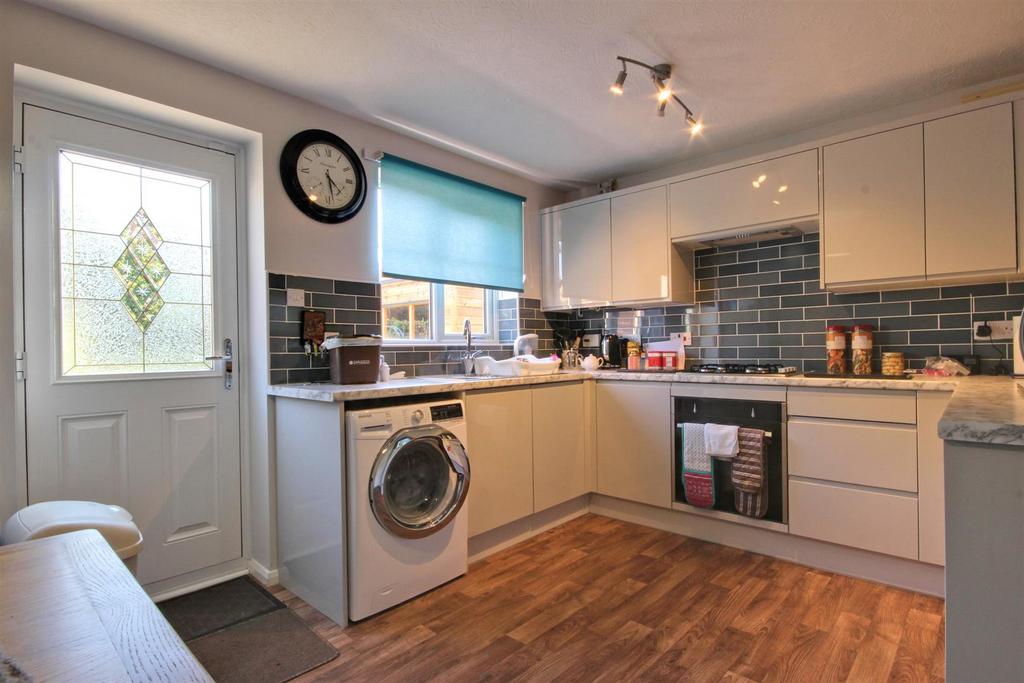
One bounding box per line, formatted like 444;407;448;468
688;364;799;375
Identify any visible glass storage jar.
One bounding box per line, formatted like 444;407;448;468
826;325;846;375
851;324;874;375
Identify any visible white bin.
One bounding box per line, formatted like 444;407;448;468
1;501;144;574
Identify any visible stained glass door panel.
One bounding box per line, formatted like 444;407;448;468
58;150;214;376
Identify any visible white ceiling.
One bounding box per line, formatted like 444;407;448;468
28;0;1024;187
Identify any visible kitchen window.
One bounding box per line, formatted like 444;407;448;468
381;277;501;343
378;153;524;345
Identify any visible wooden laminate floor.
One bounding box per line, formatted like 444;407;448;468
273;514;945;682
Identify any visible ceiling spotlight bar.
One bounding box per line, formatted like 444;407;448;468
610;55;703;134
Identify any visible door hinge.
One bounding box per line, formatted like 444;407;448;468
15;351;25;381
13;145;24;175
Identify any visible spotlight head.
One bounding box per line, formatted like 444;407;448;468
657;100;667;117
610;67;627;95
656;80;673;103
686;113;704;135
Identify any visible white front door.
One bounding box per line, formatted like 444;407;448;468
20;105;242;585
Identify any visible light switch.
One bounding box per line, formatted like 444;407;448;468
286;288;305;307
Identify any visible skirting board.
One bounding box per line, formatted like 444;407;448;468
469;495;590;563
248;558;280;587
590;494;945;597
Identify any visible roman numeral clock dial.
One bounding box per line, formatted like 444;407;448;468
280;129;367;223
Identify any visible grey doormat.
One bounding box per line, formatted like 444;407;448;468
159;577;285;640
186;609;339;683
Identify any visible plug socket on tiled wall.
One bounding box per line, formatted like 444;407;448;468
268;274;571;384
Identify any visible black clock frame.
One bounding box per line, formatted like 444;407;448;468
279;129;367;224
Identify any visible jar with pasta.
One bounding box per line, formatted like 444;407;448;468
851;324;873;375
826;325;846;375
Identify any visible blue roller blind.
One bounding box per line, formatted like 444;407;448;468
380;154;525;292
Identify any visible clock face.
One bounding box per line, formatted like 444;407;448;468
280;129;367;223
296;142;358;210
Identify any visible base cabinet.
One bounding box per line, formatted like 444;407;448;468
595;382;672;509
465;388;534;536
532;382;587;512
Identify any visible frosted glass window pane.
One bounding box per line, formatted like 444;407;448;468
72;163;140;235
144;303;205;364
160;243;204;274
57;150;215;376
161;274;204;304
141;176;203;245
72;231;123;266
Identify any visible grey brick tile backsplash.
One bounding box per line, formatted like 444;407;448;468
565;232;1020;374
268;275;568;384
269;231;1022;381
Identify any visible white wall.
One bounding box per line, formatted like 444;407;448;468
0;0;565;571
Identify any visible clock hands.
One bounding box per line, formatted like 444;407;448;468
325;169;343;202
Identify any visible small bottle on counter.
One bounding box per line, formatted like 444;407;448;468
826;325;846;375
852;324;873;375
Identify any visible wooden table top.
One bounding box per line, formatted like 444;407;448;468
0;529;212;682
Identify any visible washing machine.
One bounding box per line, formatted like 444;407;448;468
346;399;470;621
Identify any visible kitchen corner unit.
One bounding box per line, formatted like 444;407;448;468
540;186;694;311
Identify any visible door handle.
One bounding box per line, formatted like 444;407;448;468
205;338;233;389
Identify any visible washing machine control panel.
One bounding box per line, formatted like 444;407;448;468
430;403;464;422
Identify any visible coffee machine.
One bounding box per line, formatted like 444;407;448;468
600;334;624;368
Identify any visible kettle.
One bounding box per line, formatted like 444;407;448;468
600;334;622;368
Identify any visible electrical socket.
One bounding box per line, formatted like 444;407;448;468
670;332;692;346
581;333;601;348
286;288;305;307
974;320;1014;341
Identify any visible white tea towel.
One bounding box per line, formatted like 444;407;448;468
682;423;710;472
704;423;739;458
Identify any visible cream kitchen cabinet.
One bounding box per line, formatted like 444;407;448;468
610;186;693;305
822;103;1019;289
918;391;952;566
465;388;534;536
669;149;819;240
822;125;926;287
595;381;672;509
532;382;587;512
925;103;1016;278
541;199;612;309
541;191;693;311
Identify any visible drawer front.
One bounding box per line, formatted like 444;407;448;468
789;478;918;559
788;418;918;491
787;387;916;424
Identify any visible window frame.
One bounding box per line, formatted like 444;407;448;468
381;278;500;346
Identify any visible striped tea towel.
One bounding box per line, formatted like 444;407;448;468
681;422;714;508
731;427;765;493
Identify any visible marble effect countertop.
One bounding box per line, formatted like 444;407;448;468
937;377;1024;446
267;368;960;401
268;370;1024;446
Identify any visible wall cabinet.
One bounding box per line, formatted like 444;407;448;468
540;190;692;311
924;104;1016;277
532;382;587;512
595;381;672;508
541;200;612;309
822;125;926;286
822;103;1018;289
669;149;819;239
465;388;535;536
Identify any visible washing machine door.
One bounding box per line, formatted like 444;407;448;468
369;424;470;539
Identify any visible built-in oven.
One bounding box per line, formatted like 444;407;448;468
672;387;787;525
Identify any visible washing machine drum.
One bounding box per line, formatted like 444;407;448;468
369;424;470;539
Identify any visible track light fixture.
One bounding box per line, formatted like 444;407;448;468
610;56;703;134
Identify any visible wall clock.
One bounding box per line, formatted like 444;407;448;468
280;129;367;223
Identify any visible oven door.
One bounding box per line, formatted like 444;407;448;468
369;424;470;539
